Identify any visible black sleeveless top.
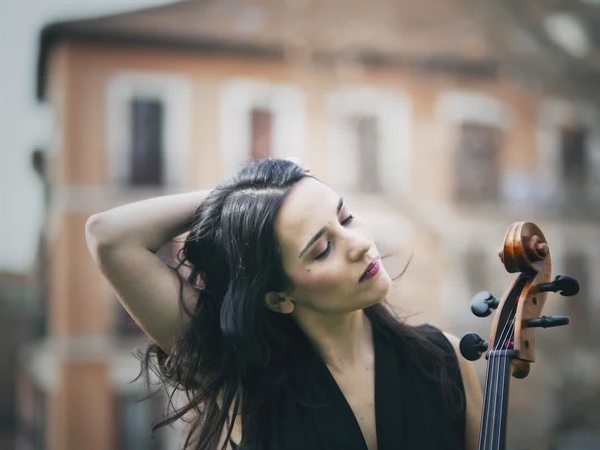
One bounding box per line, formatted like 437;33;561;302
234;324;465;450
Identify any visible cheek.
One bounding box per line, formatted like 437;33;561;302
291;265;344;296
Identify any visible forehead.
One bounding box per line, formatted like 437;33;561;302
275;178;339;251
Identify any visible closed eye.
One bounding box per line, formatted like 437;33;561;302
314;214;355;260
315;242;331;260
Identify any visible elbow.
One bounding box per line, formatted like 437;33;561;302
85;213;113;258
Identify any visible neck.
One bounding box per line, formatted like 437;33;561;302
294;309;373;371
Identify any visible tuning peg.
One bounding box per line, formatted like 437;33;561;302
537;275;580;297
526;315;570;329
471;291;500;317
460;332;488;361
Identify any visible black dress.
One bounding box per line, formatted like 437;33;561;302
235;324;465;450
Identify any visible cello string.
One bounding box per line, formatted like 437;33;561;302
496;313;516;449
492;303;517;448
496;284;530;447
486;310;514;449
500;301;520;445
487;298;518;449
479;358;492;449
482;304;512;449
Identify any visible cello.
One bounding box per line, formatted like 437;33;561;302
460;222;580;450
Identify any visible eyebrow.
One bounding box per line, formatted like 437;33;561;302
298;197;344;258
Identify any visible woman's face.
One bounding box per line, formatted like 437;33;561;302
273;177;392;316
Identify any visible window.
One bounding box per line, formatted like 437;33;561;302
537;100;600;208
130;99;164;186
220;79;305;176
464;247;489;294
16;376;45;449
436;91;510;204
561;126;588;203
250;107;273;160
350;114;380;193
455;123;501;203
107;72;191;189
327;87;411;196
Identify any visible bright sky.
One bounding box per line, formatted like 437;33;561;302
0;0;173;273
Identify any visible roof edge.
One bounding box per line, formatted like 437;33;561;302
37;27;499;101
36;24;286;101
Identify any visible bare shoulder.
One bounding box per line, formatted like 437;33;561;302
442;333;472;375
443;332;482;450
442;332;482;407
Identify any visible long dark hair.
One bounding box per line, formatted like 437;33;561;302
141;158;463;449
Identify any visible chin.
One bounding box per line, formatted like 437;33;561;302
364;297;385;309
376;273;392;297
365;286;390;309
354;273;393;310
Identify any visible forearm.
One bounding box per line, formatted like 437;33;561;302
86;190;211;253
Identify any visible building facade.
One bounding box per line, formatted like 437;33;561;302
26;1;600;449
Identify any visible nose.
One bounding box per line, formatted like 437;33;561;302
345;229;371;261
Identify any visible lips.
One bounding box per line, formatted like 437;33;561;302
359;257;380;283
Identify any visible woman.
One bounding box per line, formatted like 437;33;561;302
86;158;482;450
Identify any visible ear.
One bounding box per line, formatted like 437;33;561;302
264;291;295;314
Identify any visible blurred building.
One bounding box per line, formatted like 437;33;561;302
0;272;38;449
23;0;600;449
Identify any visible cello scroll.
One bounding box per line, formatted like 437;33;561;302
459;222;581;450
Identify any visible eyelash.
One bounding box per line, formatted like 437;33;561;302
314;214;355;260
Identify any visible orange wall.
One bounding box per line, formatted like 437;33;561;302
48;362;115;450
48;212;111;336
51;41;541;195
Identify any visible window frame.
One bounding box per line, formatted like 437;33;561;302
106;71;192;189
326;86;412;196
537;99;600;205
219;78;305;176
436;91;511;204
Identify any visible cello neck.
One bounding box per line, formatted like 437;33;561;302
478;351;516;450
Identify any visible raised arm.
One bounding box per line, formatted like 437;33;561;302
85;190;211;352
